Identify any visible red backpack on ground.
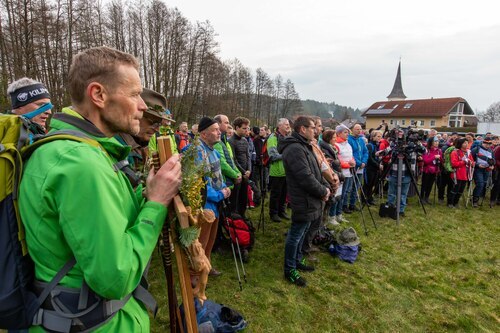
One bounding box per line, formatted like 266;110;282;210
224;213;255;249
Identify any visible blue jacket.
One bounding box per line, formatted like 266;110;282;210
348;135;368;168
196;140;227;218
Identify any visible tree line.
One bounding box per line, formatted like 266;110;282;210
0;0;303;126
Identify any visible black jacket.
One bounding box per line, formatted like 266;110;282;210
319;140;341;173
228;133;250;173
278;132;328;222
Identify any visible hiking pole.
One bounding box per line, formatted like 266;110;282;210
257;164;266;233
350;168;369;236
221;200;243;291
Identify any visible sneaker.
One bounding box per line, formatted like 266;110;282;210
278;212;291;220
328;216;340;226
285;269;307;287
296;258;315;272
209;268;222;277
342;206;352;214
348;205;360;212
337;214;350;223
270;214;282;222
366;199;375;206
472;202;479;208
447;204;455;209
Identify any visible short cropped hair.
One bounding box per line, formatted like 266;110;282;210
7;77;40;95
233;117;249;129
293;116;314;133
68;46;139;104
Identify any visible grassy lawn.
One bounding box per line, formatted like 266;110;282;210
149;194;499;332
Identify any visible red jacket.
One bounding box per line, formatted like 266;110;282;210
450;149;474;181
379;138;391;164
422;147;443;174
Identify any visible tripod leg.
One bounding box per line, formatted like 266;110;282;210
403;157;427;215
354;169;377;229
350;169;369;235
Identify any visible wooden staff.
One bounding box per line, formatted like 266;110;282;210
156;136;198;333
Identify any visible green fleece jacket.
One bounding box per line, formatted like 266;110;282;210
19;110;167;332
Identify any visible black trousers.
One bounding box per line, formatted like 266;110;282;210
437;170;451;200
229;178;249;218
448;180;466;206
269;176;287;216
421;172;437;199
363;168;379;201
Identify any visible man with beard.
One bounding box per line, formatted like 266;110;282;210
115;88;171;186
280;116;330;287
19;46;181;332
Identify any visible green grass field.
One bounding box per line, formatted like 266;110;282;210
149;194;499;333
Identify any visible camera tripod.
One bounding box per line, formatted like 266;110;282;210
350;167;377;235
378;151;427;225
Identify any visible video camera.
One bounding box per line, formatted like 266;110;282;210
387;126;426;158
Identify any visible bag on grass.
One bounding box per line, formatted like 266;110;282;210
328;227;360;264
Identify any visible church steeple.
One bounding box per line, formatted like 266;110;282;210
387;60;406;101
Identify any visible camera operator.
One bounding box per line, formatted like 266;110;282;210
420;137;443;204
471;136;495;207
386;129;421;217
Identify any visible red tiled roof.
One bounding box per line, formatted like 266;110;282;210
362;97;474;117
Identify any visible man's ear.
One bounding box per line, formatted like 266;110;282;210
87;82;106;109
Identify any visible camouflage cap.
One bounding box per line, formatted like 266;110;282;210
141;88;175;123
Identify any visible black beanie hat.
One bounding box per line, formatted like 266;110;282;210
198;117;216;132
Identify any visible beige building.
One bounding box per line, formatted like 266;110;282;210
362;62;475;130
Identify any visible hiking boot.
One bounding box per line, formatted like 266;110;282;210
209;268;222;277
278;212;290;220
296;258;315;272
438;199;444;204
348;205;360;212
285;269;307;287
399;212;405;218
270;214;282;222
328;216;339;226
342;206;352;214
472;201;479;208
447;204;455;209
337;214;349;223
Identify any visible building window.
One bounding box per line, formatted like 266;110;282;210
430;120;436;127
404;103;413;109
448;116;462;128
393;104;399;109
390;119;394;125
377;104;386;109
419;120;425;126
410;119;416;126
401;119;406;125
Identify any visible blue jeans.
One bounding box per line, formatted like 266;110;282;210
387;175;411;213
284;219;312;273
473;168;489;199
334;177;353;216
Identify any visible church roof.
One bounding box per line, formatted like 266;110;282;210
387;61;406;100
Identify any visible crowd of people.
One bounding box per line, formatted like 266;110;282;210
3;46;499;332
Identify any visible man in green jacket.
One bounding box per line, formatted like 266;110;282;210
214;114;242;190
268;118;291;222
19;46;181;332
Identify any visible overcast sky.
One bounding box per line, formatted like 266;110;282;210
166;0;499;112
